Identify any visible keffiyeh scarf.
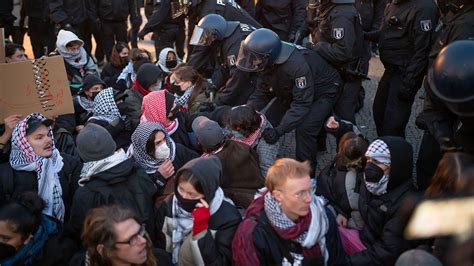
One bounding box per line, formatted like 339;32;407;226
174;85;194;109
79;149;129;186
76;95;94;112
10;113;65;222
141;90;179;134
90;87;122;123
231;113;266;147
171;187;224;264
129;122;176;174
57;47;88;69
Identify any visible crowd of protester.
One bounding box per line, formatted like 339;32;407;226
0;0;473;265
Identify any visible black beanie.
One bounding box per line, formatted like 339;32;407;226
81;74;106;92
165;91;175;115
136;63;162;90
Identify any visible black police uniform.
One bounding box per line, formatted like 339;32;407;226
355;0;387;75
255;0;307;42
248;46;342;174
188;22;257;106
23;0;56;58
373;0;438;137
416;6;474;190
311;2;364;123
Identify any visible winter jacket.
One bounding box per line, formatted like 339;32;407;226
122;88;145;130
65;158;157;244
49;0;91;26
158;156;242;265
101;63;125;88
0;153;82;220
96;0;138;22
349;136;416;265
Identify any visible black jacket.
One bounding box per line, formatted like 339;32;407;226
140;0;185;35
65;158;157;244
49;0;92;26
189;0;261;28
96;0;138;22
187;22;257;106
101;63;125;88
252;207;348;265
312;4;364;69
23;0;51;21
247;47;341;134
349;136;416;265
0;153;82;219
377;0;438;94
255;0;306;41
355;0;387;32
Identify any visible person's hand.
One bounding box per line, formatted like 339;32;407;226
192;199;210;236
336;214;348;227
262;128;281;144
198;102;216;113
326;116;339;129
75;125;84;132
137;30;146;40
158;159;175;179
4;115;22;133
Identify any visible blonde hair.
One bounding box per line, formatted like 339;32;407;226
265;158;311;192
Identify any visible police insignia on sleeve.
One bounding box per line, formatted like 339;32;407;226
295;76;307;89
227;55;236;66
420;20;432;32
333;28;344;40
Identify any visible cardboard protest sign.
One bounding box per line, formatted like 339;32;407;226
0;28;5;63
0;56;74;121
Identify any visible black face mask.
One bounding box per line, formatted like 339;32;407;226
120;56;130;66
364;162;385;183
0;242;17;260
166;59;178;69
168;105;181;120
175;188;201;212
170;82;183;95
91;91;100;100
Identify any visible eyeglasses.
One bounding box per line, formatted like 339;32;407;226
278;184;316;201
115;225;147;246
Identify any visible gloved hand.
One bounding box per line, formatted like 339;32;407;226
199;102;216;113
262;128;282;144
192;203;210;236
137;30;146;40
205;84;218;99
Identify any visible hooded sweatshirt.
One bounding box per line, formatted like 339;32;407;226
157;48;182;74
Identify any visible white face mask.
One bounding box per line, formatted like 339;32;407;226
154;142;170;159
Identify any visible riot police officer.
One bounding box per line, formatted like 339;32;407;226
416;41;474;190
187;14;257;106
138;0;186;59
309;0;364;123
255;0;307;42
237;28;342;175
371;0;438;137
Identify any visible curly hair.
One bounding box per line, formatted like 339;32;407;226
226;105;261;138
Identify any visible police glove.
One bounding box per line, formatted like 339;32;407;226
199;102;216;113
262;128;282;144
205;85;218;99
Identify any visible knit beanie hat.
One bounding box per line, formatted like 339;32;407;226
81;74;106;93
192;116;224;150
136;63;162;90
76;123;117;162
395;250;442;266
365;139;391;166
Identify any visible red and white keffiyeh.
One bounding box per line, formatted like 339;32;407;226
9;113;65;222
141;90;179;134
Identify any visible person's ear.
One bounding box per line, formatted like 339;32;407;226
23;234;33;246
97;244;105;257
272;189;284;204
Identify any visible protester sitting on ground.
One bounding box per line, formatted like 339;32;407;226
66;124;157;245
0;113;82;222
101;41;130;88
0;192;77;265
123;63;164;130
70;205;171;266
158;156;242;265
156;47;181;75
232;158;348;265
348;136;416;265
53;30;99;92
317;132;368;231
116;48;153;91
5;42;27;63
192;116;264;208
73;74;105;131
128;122;198;201
225;105;279;177
169;65;211;113
0;114;22;163
87;87;132;150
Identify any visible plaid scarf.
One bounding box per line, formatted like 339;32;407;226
10;113;65;222
129;122;176;174
79;149;129;186
90;87;122;123
141;90;179;134
231;113;266;147
174;85;194;110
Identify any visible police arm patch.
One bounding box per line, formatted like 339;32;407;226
333;28;344;40
295;76;307;89
420;20;432;32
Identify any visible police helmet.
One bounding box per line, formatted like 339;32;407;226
236;28;282;72
428;40;474;117
189;14;233;46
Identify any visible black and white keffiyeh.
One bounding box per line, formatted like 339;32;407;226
90;87;122;123
365;139;391;166
128;122;176;174
174;85;194;109
10;113;65;222
79;149;129;186
76;95;94;112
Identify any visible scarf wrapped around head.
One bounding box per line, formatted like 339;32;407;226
141;90;179;134
129;122;176;174
90;87;122;123
232;190;329;265
231;113;266;147
56;30;88;69
9;113;65;222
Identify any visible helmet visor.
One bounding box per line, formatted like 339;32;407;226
236;45;268;72
189;26;213;46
